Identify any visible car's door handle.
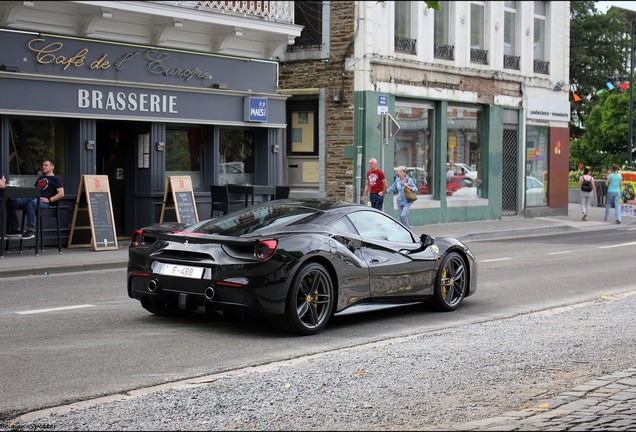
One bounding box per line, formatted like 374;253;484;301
370;259;380;264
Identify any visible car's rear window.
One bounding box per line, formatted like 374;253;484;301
195;205;321;236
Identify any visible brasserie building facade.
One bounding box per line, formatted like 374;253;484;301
0;1;300;242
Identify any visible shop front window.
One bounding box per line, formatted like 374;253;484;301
166;127;203;188
526;126;548;207
447;105;483;199
7;118;66;183
219;128;255;185
394;101;434;196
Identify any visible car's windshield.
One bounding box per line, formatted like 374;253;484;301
195;205;322;236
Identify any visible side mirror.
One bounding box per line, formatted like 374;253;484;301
420;234;435;248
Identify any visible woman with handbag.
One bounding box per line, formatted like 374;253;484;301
387;166;417;227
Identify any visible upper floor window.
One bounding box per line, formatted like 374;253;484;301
434;2;454;60
395;1;416;54
504;1;520;69
288;1;322;52
470;1;488;64
533;1;549;74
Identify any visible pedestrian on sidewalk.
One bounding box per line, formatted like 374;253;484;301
604;164;622;224
578;168;596;221
361;158;387;211
387;166;417;227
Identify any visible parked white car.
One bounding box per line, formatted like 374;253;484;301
453;163;477;179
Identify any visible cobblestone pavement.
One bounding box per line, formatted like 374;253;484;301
454;368;636;431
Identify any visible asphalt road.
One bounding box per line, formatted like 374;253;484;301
0;228;634;418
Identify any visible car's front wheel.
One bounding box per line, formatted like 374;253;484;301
432;251;467;311
274;262;334;335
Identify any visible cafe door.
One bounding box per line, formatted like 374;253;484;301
96;121;137;237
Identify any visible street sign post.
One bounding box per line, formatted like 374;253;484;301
376;113;401;172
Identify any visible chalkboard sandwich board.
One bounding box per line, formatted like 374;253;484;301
160;176;199;225
68;175;119;251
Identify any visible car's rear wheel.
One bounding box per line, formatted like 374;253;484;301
432;251;466;311
274;262;334;335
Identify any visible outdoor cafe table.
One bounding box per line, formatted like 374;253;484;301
0;186;41;257
226;184;276;207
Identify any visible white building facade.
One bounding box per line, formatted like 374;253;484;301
351;0;571;223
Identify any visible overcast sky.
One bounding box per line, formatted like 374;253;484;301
595;1;636;13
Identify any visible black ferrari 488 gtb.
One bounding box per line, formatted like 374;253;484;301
128;199;477;335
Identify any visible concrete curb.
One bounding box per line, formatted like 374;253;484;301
0;258;127;278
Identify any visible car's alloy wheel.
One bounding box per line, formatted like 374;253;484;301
432;251;466;311
278;262;334;335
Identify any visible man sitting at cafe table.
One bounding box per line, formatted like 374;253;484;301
6;160;64;240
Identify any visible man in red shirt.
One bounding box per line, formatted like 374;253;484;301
361;158;387;211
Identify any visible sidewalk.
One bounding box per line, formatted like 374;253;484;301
0;203;630;278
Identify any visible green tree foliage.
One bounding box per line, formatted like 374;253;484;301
570;1;631;168
571;90;629;169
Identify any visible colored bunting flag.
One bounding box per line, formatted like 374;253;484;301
586;93;593;100
607;82;615;90
573;93;582;102
620;82;629;91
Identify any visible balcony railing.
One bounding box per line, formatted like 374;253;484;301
470;48;488;65
395;36;417;55
152;1;294;23
503;54;520;70
534;59;550;75
434;43;454;60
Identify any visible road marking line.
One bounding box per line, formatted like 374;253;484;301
548;251;572;255
480;258;512;262
598;241;636;249
16;304;95;315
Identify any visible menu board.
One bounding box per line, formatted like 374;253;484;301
160;176;199;225
67;175;118;251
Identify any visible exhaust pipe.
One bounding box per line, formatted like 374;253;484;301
147;280;158;293
205;286;215;300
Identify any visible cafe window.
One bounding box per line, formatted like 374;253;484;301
166;127;203;188
7;118;66;182
219;128;255;185
394;101;435;196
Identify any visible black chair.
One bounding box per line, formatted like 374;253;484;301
275;186;290;200
38;201;62;254
14;202;61;255
210;185;230;217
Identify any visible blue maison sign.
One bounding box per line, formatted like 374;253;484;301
244;97;268;122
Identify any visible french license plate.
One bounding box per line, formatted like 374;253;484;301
158;263;204;279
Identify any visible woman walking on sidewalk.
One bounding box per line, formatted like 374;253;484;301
604;164;623;224
578;168;596;221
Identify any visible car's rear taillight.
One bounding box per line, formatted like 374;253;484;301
255;240;278;260
130;229;144;248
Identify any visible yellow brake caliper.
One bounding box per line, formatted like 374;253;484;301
441;266;453;298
